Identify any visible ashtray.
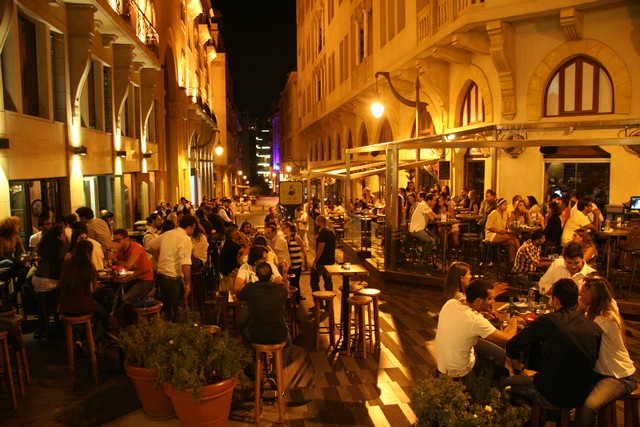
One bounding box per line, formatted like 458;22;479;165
341;263;351;270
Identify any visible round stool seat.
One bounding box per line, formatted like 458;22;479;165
134;301;163;315
60;313;94;324
288;286;298;297
347;295;372;306
312;291;336;301
461;233;478;238
252;341;286;352
356;288;380;298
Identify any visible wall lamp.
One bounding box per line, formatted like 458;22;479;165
116;150;127;158
143;152;153;159
214;140;224;156
71;145;87;156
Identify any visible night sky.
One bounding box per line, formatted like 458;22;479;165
215;1;297;118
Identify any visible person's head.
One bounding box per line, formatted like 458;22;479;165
269;206;276;215
441;185;450;196
465;279;495;312
37;216;53;233
112;228;130;250
468;189;477;200
240;221;252;235
577;199;591;212
38;225;66;259
485;189;496;201
406;181;415;190
432;183;441;192
255;261;273;282
75;207;95;221
572;228;593;246
436;196;445;208
511;194;522;205
147;213;163;229
407;193;416;203
516;199;527;212
224;227;242;245
580;275;620;325
460;187;468;197
248;245;268;266
443;262;471;301
549;278;579;309
160;220;175;233
179;215;198;236
527;195;538;208
282;221;296;235
69;228;88;252
549;202;562;217
425;193;436;206
71;239;93;262
252;235;268;247
495;197;508;212
530;230;545;246
264;224;278;240
316;215;327;228
562;242;585;275
363;187;371;195
70;221;88;234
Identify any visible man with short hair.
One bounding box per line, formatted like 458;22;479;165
264;206;279;228
455;187;470;208
112;229;154;304
310;215;336;298
265;224;291;267
506;278;602;409
539;241;595;295
435;279;521;378
148;215;197;321
29;216;53;251
512;230;553;288
75;206;112;252
561;199;598;246
479;189;497;225
485;198;520;262
408;192;439;256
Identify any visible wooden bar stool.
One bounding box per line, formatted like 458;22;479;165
531;401;574;427
0;331;17;409
60;314;99;387
134;301;164;322
252;341;286;424
356;288;381;348
1;312;31;395
346;295;373;359
35;288;60;343
311;291;336;351
285;286;298;340
618;384;640;427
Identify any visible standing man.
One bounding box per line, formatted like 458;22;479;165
265;224;291;268
539;241;595;295
29;216;53;251
75;207;112;252
408;192;439;257
505;278;602;409
310;215;336;302
435;279;521;379
112;229;154;304
148;215;197;321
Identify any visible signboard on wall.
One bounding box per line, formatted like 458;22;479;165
438;161;451;180
279;181;304;206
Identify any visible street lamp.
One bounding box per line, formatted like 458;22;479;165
370;71;428;135
214;140;224;156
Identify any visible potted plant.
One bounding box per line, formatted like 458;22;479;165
410;373;530;426
152;315;252;427
119;316;178;420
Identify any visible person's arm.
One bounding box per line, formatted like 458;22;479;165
181;264;191;300
583;245;597;263
117;247;143;270
485;316;522;345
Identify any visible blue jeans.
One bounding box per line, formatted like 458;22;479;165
579;375;637;427
410;229;437;254
310;264;333;293
504;373;558;408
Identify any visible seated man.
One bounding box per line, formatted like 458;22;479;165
505;278;602;409
538;241;595;295
408;192;439;257
29;216;53;251
561;199;598;246
484;197;520;262
236;261;292;363
511;230;553;289
112;229;154;304
435;279;521;379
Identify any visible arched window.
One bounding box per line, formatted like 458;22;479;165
378;118;393;143
360;124;368;147
545;56;613;117
460;82;485;126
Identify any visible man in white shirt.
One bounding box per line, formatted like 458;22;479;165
408;192;439;256
295;206;309;250
265;224;291;267
539;241;595;295
562;199;597;246
435;280;520;378
148;215;197;321
76;207;113;252
29;216;53;251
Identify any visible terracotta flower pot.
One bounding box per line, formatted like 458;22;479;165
125;363;176;421
163;378;237;427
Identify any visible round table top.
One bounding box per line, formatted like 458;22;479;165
598;229;631;237
456;214;483;220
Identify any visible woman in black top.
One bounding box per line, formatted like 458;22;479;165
32;226;66;293
544;202;563;253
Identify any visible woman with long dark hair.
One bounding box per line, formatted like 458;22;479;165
578;275;636;426
32;226;67;293
441;261;471;306
190;220;208;273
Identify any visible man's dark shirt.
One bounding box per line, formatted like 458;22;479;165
207;213;226;234
236;281;288;344
199;217;213;236
316;227;336;265
219;240;241;276
506;307;602;408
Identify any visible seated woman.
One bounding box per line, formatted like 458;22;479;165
507;199;533;228
434;196;460;250
468;190;481;215
526;195;546;228
544;202;563;252
0;216;28;307
239;235;278;266
59;240;112;343
32;226;66;293
578;275;636;427
572;227;598;267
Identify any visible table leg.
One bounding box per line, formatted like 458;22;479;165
441;228;449;273
339;275;350;350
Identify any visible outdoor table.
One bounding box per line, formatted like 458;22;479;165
435;219;460;273
98;268;150;314
456;213;483;233
324;263;368;350
597;229;630;278
509;225;541;242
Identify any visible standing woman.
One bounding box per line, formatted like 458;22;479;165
282;221;307;302
405;193;417;225
578;275;637;427
544;202;563;250
59;240;110;343
0;216;28;302
190;220;209;274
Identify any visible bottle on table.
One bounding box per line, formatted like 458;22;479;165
508;297;516;319
527;287;536;310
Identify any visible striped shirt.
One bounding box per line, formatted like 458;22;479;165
287;234;303;270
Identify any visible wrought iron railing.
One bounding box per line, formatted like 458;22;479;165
417;0;485;42
107;0;159;54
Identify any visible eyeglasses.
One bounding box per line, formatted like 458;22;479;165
113;237;125;243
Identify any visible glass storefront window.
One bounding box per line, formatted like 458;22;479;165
545;161;610;208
